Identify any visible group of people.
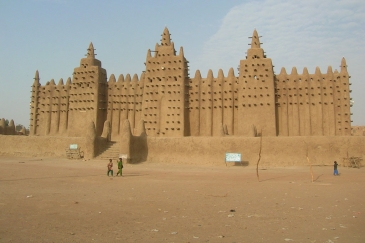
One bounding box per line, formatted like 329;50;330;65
107;158;123;177
107;158;340;176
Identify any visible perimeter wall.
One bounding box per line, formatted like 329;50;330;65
140;136;364;166
1;135;363;166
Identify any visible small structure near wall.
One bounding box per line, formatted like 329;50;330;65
342;156;363;168
66;144;83;159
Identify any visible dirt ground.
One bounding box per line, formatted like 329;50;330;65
0;157;364;243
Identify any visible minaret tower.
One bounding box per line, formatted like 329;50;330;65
142;27;189;137
30;70;40;135
337;57;352;135
237;29;276;136
68;43;108;137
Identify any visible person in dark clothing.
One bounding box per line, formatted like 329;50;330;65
333;161;339;176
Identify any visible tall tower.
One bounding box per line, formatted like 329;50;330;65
336;57;352;135
237;30;276;136
68;43;108;137
30;70;40;135
142;27;189;137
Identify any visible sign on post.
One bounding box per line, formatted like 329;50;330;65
225;153;241;166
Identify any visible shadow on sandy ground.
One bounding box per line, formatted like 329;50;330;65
0;173;147;181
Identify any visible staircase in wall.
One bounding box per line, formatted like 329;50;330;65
96;141;120;160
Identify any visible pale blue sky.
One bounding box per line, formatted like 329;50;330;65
0;0;364;127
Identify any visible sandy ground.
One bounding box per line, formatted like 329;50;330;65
0;157;364;243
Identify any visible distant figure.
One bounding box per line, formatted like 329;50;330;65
107;159;113;176
333;161;339;176
116;158;123;176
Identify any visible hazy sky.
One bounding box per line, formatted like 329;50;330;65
1;0;364;127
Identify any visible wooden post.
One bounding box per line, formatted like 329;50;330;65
304;141;314;183
256;129;263;182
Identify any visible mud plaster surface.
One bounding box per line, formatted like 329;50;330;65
0;157;364;243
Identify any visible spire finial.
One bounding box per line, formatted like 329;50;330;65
161;27;171;46
57;78;64;86
280;67;287;75
132;74;139;82
291;67;298;75
34;70;39;80
179;46;184;57
250;29;261;48
33;70;39;87
228;67;235;77
315;66;322;75
33;70;40;85
117;74;124;83
340;57;348;75
207;69;214;80
194;70;202;79
87;42;95;58
303;67;309;76
341;57;347;70
109;74;116;83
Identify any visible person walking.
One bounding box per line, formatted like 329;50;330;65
107;159;114;176
333;161;339;176
116;158;123;176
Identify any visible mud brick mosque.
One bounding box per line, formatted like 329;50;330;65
7;27;360;165
29;28;352;141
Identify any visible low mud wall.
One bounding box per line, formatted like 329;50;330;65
0;135;95;159
143;136;365;166
1;135;364;166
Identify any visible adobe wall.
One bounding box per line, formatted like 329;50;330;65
30;76;72;136
275;59;351;137
0;136;97;159
1;134;363;167
107;73;144;140
142;136;364;166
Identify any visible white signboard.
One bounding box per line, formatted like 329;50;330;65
225;153;241;162
69;144;78;149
